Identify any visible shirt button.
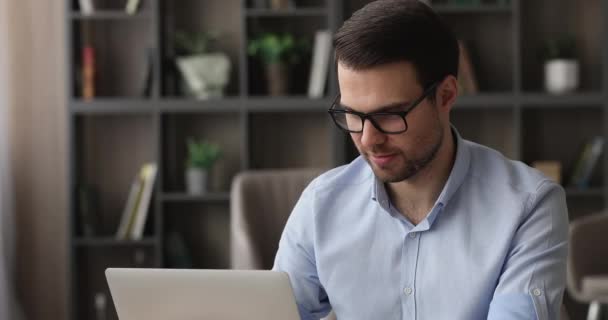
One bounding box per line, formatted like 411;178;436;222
532;288;542;296
408;233;417;239
404;287;413;295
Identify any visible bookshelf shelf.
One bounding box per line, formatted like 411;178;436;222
71;99;156;114
73;237;158;247
159;98;242;113
432;4;512;14
160;192;231;203
565;187;605;197
70;11;152;20
521;94;604;107
245;97;331;112
245;8;329;17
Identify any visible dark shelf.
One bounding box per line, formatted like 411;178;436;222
432;4;512;14
70;11;152;20
454;93;515;108
245;96;331;112
521;93;604;107
71;99;156;114
565;187;605;197
161;192;231;203
70;98;244;114
245;8;328;17
73;237;158;247
159;98;242;113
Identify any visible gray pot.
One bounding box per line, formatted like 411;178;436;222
186;168;208;195
266;62;288;96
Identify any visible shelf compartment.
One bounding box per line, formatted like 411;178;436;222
161;112;242;193
521;0;603;92
522;107;604;188
452;108;516;159
249;111;333;169
441;13;514;92
246;16;327;96
163;203;230;269
71;19;156;98
74;114;157;237
74;246;156;320
566;197;605;222
161;0;242;97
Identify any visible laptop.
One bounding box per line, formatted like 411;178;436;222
105;268;301;320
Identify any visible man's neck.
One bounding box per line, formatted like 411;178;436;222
386;128;456;224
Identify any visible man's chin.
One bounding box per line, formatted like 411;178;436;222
369;164;415;183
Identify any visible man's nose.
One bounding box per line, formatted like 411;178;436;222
360;119;386;147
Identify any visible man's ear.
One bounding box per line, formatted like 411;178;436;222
436;75;459;113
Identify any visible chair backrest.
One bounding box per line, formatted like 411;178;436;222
567;211;608;302
230;168;324;270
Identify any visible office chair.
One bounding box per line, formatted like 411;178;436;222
567;212;608;320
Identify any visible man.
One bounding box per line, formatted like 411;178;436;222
273;0;568;319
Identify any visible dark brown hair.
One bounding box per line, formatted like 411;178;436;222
334;0;459;91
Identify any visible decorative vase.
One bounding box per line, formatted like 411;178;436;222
544;59;579;94
266;62;288;96
176;53;231;99
186;168;208;195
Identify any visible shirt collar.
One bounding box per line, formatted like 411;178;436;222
371;125;471;226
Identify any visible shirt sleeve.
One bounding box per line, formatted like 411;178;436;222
272;183;332;320
487;180;569;320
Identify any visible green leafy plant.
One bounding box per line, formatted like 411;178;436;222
175;30;220;55
542;35;577;61
247;33;309;65
186;138;221;169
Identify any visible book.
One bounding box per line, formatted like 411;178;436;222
78;0;94;15
129;163;158;240
141;48;155;97
116;169;145;240
82;46;96;100
307;30;332;98
457;40;479;95
569;136;604;189
125;0;142;15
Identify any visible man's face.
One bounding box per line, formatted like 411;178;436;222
337;61;445;183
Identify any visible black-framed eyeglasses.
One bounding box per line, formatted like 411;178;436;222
327;81;440;134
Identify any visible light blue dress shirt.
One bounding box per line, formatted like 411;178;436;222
273;128;568;320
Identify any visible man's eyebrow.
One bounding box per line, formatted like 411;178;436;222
338;101;412;112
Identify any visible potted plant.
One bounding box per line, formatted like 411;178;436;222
542;35;579;94
174;30;231;99
247;32;308;96
185;138;221;195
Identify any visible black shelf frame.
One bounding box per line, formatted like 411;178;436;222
66;1;608;319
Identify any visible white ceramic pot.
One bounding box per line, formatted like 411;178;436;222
186;168;208;195
544;59;579;94
176;53;231;99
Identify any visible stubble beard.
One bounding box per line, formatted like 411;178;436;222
363;125;444;183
